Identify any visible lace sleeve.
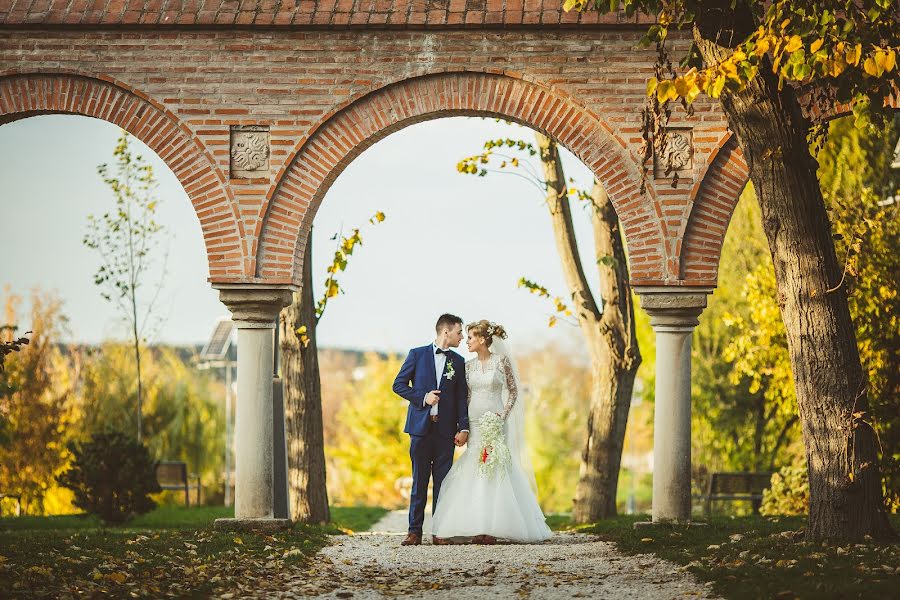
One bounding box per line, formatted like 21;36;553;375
465;360;473;405
499;355;518;420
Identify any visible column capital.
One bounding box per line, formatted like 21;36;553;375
213;284;295;329
634;287;713;332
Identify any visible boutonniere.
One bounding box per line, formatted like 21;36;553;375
444;359;456;381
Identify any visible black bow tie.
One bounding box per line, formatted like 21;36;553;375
435;348;449;355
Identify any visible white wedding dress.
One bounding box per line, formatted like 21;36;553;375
431;346;552;542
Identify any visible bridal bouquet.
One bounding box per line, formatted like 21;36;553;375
477;412;511;479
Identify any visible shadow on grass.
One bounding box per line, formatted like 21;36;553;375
548;513;900;600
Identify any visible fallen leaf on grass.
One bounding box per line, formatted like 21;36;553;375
104;572;128;584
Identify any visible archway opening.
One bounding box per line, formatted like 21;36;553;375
0;114;230;515
290;115;655;522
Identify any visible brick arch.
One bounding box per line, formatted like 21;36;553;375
256;71;666;286
682;100;900;284
0;71;246;282
680;135;748;283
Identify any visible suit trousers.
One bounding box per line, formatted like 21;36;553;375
408;423;455;534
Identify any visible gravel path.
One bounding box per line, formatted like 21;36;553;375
267;510;719;599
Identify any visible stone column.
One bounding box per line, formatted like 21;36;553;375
213;284;294;531
635;287;711;524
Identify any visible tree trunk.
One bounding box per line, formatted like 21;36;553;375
280;233;330;524
534;133;641;522
573;182;642;522
693;5;893;541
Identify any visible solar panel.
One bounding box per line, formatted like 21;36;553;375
200;318;234;359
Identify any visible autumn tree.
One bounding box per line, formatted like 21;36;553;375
279;213;385;524
519;346;594;513
79;342;225;499
818;116;900;509
458;134;641;521
692;189;802;478
725;115;900;508
83;131;168;443
0;290;80;514
564;0;897;541
327;352;409;508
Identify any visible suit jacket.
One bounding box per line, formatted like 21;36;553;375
392;344;469;438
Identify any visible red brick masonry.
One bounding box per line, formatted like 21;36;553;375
0;3;760;289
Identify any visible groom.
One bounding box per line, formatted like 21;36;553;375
392;313;470;546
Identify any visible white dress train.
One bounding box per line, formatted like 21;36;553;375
431;353;552;542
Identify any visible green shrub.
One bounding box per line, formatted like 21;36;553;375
57;431;161;523
760;464;809;516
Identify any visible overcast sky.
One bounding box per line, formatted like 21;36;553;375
0;115;602;355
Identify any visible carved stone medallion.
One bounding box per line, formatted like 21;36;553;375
653;128;693;180
230;125;270;178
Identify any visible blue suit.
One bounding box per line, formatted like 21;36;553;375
393;344;469;534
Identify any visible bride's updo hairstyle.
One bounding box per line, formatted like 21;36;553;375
466;320;508;347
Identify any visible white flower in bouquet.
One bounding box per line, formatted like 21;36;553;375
477;412;511;479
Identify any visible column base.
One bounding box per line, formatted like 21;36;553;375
633;520;708;530
214;518;293;532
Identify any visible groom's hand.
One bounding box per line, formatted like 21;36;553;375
454;431;468;446
425;390;441;406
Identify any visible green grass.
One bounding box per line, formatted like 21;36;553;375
0;504;234;531
330;506;389;532
0;505;389;533
549;513;900;600
544;513;573;531
0;504;388;598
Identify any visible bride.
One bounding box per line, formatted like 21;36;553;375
431;320;552;544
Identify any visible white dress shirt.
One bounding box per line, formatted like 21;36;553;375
427;343;446;416
424;343;468;433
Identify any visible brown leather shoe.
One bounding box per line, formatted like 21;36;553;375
401;532;421;546
433;535;452;545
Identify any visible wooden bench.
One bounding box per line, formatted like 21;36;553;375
0;493;22;516
703;472;773;516
155;461;201;506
